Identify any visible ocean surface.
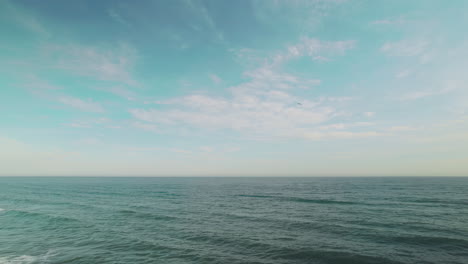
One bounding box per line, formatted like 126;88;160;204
0;177;467;264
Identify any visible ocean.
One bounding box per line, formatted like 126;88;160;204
0;177;467;264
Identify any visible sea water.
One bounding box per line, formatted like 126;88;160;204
0;177;467;264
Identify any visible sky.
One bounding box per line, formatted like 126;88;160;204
1;0;467;176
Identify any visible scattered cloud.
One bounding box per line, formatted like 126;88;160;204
107;87;137;101
388;126;417;132
66;118;111;128
22;76;63;91
300;131;381;140
46;43;138;85
209;74;222;84
371;18;406;26
232;37;355;68
395;69;412;79
381;39;429;57
132;122;158;132
253;0;348;33
76;138;101;145
129;37;361;140
107;9;130;27
319;122;373;130
200;146;215;152
169;148;192;154
364;112;375;117
273;37;355;65
58;96;105;112
400;87;453;101
0;0;50;38
184;0;224;42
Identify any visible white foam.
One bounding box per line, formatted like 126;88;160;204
0;208;4;212
0;255;37;264
0;250;56;264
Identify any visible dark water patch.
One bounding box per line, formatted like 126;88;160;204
236;194;277;198
282;197;358;205
116;209;178;221
404;198;468;206
387;235;468;250
5;209;83;225
236;194;360;205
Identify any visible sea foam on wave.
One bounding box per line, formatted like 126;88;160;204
0;255;38;264
0;250;56;264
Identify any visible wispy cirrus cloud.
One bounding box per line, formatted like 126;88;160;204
300;131;381;140
381;39;429;57
400;87;453;101
280;37;355;63
0;0;50;38
371;18;406;26
209;74;222;84
183;0;224;42
106;86;137;101
45;43;138;86
58;96;104;113
107;8;130;27
253;0;347;33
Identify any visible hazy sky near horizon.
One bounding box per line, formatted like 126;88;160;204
1;0;467;176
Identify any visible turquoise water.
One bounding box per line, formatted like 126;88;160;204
0;177;467;264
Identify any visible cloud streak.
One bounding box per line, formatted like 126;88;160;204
58;96;105;113
46;43;138;85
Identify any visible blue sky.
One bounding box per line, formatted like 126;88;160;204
1;0;467;176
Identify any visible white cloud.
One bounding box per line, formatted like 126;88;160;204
301;131;381;140
381;39;429;57
66;117;111;128
130;91;334;136
169;148;192;154
364;111;375;117
396;69;412;79
272;37;355;65
22;76;63;91
107;87;137;101
107;9;130;27
184;0;224;42
400;87;453;101
253;0;347;33
58;96;104;113
129;37;363;140
132;122;158;132
209;74;222;84
232;37;355;68
371;18;406;26
388;126;417;132
76;138;101;145
200;146;215;152
46;43;138;85
1;1;50;38
319;122;373;130
130;73;363;140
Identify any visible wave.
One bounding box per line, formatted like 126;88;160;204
116;209;177;221
237;194;358;205
388;235;468;250
405;198;468;206
7;209;82;224
0;251;55;264
0;255;38;264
